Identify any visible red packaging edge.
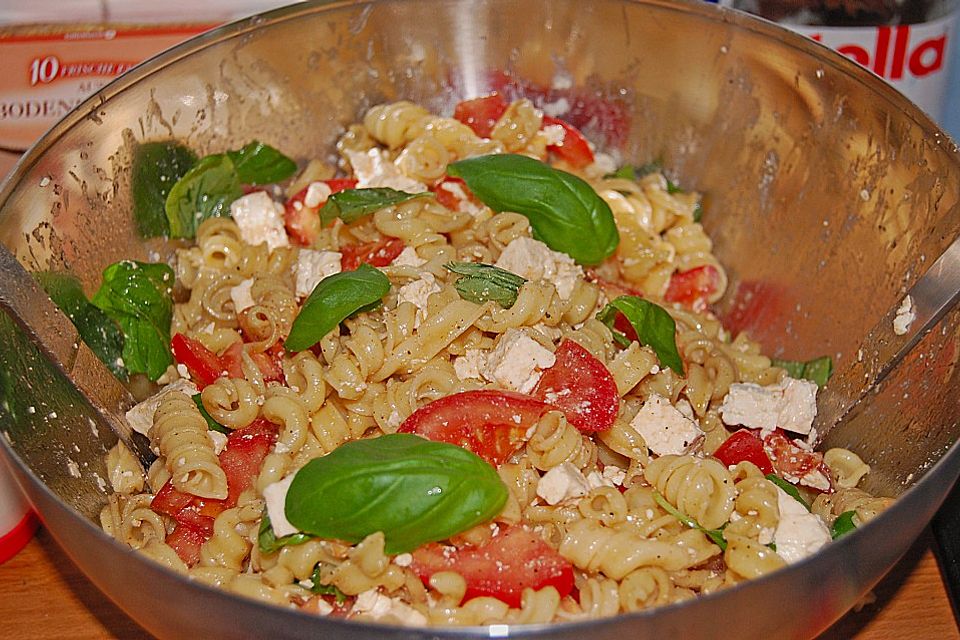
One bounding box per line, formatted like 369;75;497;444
0;511;39;565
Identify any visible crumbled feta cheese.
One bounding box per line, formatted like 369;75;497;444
537;462;592;505
393;553;413;567
758;526;775;545
296;250;342;297
540;124;566;146
453;348;486;381
773;487;831;564
481;328;556;393
124;379;200;436
263;474;299;538
719;377;818;436
176;363;191;380
798;467;832;492
541;97;571;117
353;589;427;626
495;237;583;300
312;599;333;615
391;246;426;267
230;279;256;313
344;148;426;193
584;470;615;490
208;430;228;455
396;272;441;327
893;295;916;336
601;465;627;486
629;394;704;456
230;191;289;251
303;181;333;208
437;180;486;216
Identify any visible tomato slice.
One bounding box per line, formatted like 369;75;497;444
531;339;618;432
541;115;595;169
283;178;358;246
397;390;551;466
340;238;406;271
410;527;574;608
171;333;226;389
712;429;774;475
763;430;823;479
453;93;509;138
219;417;278;504
431;176;476;211
164;522;209;567
664;265;721;312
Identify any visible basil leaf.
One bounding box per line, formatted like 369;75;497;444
90;261;174;381
227;140;297;186
765;474;811;511
448;154;618;265
132;141;197;238
597;296;684;375
285;264;390;352
192;393;229;434
35;271;127;380
831;510;857;539
444;262;526;308
771;355;834;388
652;490;727;551
258;512;312;554
320;188;429;225
306;567;347;602
285;433;508;554
164;154;243;239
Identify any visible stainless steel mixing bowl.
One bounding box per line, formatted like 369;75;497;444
0;0;958;638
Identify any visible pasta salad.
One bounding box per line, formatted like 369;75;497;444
48;94;893;626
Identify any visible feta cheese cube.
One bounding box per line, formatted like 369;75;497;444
481;328;556;393
343;148;426;193
296;249;342;297
719;377;818;436
353;589;427;626
229;191;289;251
396;272;441;327
893;295;916;336
453;348;486;381
263;474;299;538
230;279;256;313
773;486;831;564
207;430;228;455
303;181;333;208
391;246;426;267
124;379;199;436
495;237;583;300
629;393;704;456
540;124;566;146
536;462;592;505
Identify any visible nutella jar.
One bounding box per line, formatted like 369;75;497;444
723;0;959;121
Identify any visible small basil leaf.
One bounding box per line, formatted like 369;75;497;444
258;512;312;554
444;262;526;309
605;161;662;181
227;140;298;186
765;474;812;511
306;567;347;602
192;393;229;434
285;433;508;554
132;141;197;238
90;261;174;381
652;490;727;551
771;355;834;388
35;271;127;380
692;201;704;223
321;188;429;225
164;154;243;239
597;296;684;375
285;264;390;352
448;154;618;265
831;510;858;539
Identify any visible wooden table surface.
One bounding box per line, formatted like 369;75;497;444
1;526;957;639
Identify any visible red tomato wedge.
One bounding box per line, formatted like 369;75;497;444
283;178;358;246
410;527;574;608
453;93;509;137
431;176;475;211
217;341;247;380
164;522;209;567
397;390;551;466
541;115;595;169
340;237;406;271
664;265;721;312
218;417;278;504
171;333;226;389
531;339;618;432
712;429;774;475
763;430;824;480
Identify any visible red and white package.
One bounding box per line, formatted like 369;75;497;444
0;458;37;564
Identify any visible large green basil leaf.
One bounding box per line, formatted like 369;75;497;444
35;271;127;380
285;264;390;352
164;154;243;238
770;355;834;388
597;295;684;375
285;433;507;554
132;141;197;238
447;154;618;265
91;261;174;381
321;187;429;225
444;262;526;309
227;140;298;185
